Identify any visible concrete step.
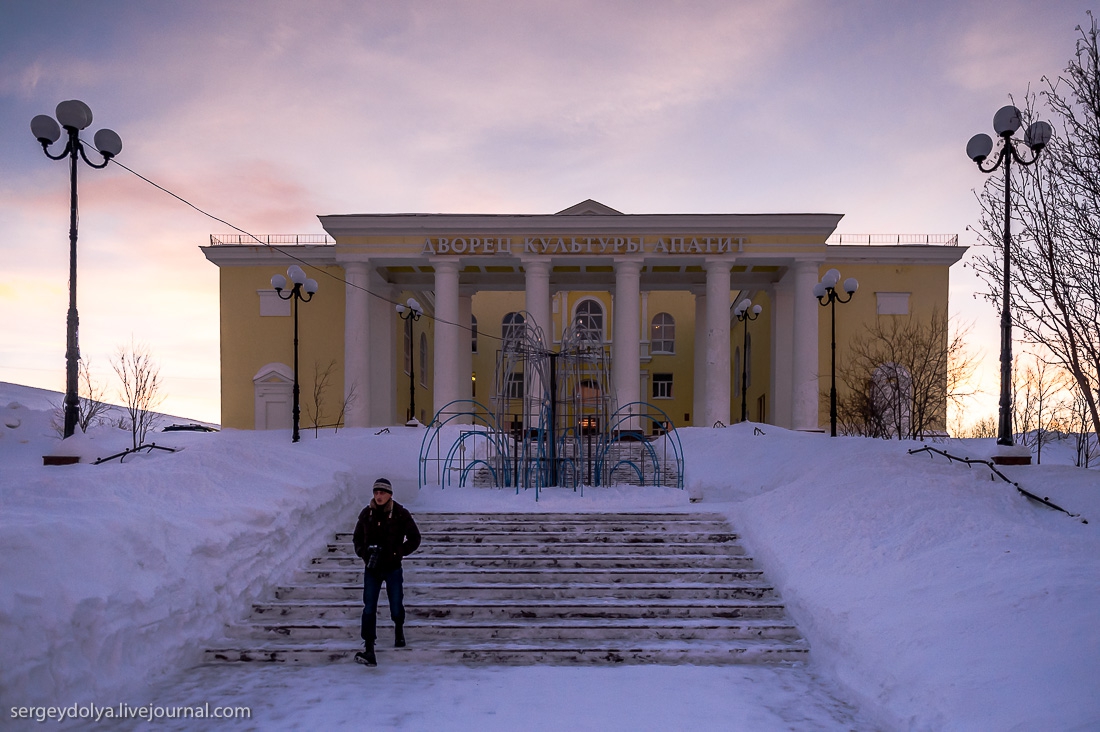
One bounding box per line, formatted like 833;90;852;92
205;511;807;667
224;618;802;643
204;638;809;665
295;567;765;585
325;542;747;556
335;531;740;544
273;582;776;602
408;520;731;533
406;512;729;522
311;554;756;569
250;598;792;622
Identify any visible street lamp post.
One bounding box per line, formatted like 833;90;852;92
396;298;423;424
733;298;762;423
967;105;1052;449
271;265;318;443
30;101;123;439
814;269;858;437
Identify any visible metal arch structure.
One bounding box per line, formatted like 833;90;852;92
418;313;686;498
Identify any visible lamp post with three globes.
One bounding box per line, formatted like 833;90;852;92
966;105;1052;450
271;265;318;443
814;269;858;437
30;100;123;439
733;298;762;423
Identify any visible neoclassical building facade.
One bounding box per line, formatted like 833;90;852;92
202;200;965;432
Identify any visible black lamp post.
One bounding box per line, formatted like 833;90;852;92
733;298;761;423
396;297;423;424
271;265;318;443
814;269;858;437
30;101;122;439
967;105;1052;448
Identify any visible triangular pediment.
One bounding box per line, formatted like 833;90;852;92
555;199;624;216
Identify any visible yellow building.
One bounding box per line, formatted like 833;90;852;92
202;200;964;434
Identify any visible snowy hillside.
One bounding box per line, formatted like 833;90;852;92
1;383;1098;731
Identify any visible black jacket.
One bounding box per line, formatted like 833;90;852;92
352;500;421;575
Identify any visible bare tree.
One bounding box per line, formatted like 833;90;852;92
304;360;335;437
971;13;1100;445
1068;384;1100;467
835;309;976;440
960;415;998;439
49;359;113;436
112;341;164;450
334;382;358;434
77;359;112;433
1013;353;1069;463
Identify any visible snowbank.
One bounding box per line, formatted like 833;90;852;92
682;424;1100;731
1;385;1098;730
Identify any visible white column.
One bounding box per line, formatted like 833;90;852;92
769;276;795;429
368;268;396;426
613;260;642;430
523;259;551;343
343;262;370;428
524;259;551;425
432;259;461;420
703;260;732;428
791;260;822;431
692;288;706;426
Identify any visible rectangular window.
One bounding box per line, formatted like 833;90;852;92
652;373;673;399
876;292;910;315
506;372;525;400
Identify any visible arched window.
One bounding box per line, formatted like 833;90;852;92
419;332;428;387
502;312;525;348
575;299;604;339
651;312;675;354
471;314;478;353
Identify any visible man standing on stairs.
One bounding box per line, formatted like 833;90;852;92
352;477;421;667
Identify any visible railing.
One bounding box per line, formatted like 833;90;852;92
208;234;334;246
908;446;1087;523
826;234;959;246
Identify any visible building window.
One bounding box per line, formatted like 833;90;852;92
653;373;673;399
419;332;428;387
876;292;910;315
502;312;525;349
651;312;675;353
471;314;478;353
575;299;604;340
505;372;525;400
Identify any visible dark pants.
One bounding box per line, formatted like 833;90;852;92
361;567;404;644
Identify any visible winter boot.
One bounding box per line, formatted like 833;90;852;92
394;623;406;648
354;644;377;666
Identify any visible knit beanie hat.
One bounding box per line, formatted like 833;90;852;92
372;478;393;494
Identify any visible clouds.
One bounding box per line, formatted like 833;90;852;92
0;0;1091;423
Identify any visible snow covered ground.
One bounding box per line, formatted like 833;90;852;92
2;382;1098;731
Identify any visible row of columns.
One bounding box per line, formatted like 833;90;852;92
342;257;822;431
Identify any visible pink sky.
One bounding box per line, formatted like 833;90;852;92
0;1;1091;425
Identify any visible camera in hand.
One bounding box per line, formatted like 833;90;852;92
366;545;380;570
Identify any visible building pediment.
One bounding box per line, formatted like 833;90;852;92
555;200;624;216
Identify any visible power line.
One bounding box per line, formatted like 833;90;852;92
101;148;497;343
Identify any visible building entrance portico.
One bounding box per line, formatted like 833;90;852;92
318;200;836;432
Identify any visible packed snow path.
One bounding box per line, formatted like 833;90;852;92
205;512;808;665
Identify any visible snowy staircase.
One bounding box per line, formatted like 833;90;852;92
203;512;808;665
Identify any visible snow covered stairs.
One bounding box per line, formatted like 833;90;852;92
204;512;808;666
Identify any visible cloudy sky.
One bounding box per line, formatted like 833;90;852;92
0;0;1091;425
